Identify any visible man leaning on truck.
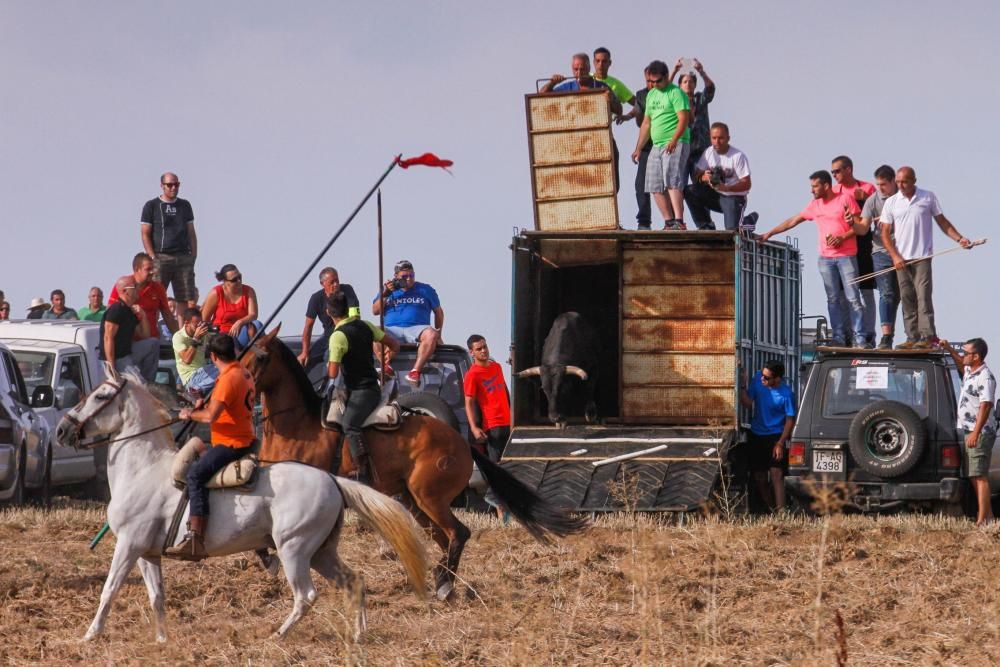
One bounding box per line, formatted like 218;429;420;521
940;337;996;526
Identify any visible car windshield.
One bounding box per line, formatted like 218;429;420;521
822;365;928;418
10;350;55;395
390;358;465;410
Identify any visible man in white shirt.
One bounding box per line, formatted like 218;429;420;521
683;122;751;230
880;166;971;349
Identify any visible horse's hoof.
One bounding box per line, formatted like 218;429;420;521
155;634;167;644
435;582;454;601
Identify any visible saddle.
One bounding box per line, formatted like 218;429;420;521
321;380;402;432
171;439;260;491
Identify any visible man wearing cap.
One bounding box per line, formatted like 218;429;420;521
372;260;444;385
141;172;198;310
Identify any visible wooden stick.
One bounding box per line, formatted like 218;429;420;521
848;238;987;284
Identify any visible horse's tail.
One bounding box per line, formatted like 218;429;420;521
469;448;589;545
336;477;429;599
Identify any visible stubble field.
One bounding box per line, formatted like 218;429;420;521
1;500;999;666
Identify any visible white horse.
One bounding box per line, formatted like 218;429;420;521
54;371;428;642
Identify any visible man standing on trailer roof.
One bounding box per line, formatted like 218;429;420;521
880;166;972;349
141;172;198;310
832;155;877;346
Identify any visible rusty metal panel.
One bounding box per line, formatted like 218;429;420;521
536;198;619;232
622;352;735;386
534;163;614;201
623;247;734;284
526;91;618;231
622;319;735;352
532;129;612;166
537;239;618;266
623;285;735;319
528;91;611;132
623;387;735;421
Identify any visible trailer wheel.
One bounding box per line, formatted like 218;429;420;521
848;401;926;478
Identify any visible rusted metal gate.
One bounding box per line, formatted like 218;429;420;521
525;90;619;231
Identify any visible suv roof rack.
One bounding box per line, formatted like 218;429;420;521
814;346;949;357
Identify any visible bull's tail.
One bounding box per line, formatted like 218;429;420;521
470;448;589;544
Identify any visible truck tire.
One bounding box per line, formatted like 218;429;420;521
33;446;52;508
848;400;926;478
4;442;26;507
397;392;460;433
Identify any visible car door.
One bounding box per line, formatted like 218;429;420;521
51;353;95;481
0;349;44;481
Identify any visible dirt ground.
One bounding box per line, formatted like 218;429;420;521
1;501;1000;666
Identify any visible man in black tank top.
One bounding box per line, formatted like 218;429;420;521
326;291;399;484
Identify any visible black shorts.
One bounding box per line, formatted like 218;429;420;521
747;432;786;473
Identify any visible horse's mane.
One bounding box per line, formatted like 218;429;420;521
267;337;323;415
120;370;173;426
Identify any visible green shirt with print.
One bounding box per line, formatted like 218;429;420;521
172;328;206;385
646;84;691;146
328;317;385;363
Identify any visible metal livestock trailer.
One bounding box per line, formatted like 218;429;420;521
504;230;801;512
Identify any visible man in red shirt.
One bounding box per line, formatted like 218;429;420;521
761;171;867;348
108;253;177;381
464;335;511;516
832;155;878;346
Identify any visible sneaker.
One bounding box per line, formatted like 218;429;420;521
853;342;875;350
740;211;759;235
637;223;652;231
405;369;421;385
912;338;934;350
877;334;894;350
895;339;919;350
381;364;395;378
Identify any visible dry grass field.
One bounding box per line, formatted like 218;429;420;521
2;499;1000;666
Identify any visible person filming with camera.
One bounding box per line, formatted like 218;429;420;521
683;122;752;231
173;307;219;398
372;259;443;385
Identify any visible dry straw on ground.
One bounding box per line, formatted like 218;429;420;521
2;499;1000;665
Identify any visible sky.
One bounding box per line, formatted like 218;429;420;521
2;1;998;367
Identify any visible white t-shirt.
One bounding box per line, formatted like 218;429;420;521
695;145;751;197
880;187;943;260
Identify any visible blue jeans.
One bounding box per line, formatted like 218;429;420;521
635;148;652;229
872;252;900;330
683;183;747;231
187;443;251;516
817;256;865;345
185;363;219;394
232;320;264;350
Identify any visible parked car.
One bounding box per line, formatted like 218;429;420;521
784;347;987;514
0;320;109;501
0;340;53;505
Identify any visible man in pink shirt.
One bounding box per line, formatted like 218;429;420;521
761;170;866;347
831;155;877;346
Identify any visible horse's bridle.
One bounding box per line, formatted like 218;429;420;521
62;377;129;449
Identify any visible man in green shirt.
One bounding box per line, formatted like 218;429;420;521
593;47;634;194
631;60;692;230
76;286;107;322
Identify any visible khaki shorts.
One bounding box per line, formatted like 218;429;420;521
154;252;197;303
963;430;996;478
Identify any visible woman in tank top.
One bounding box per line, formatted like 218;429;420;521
200;263;263;349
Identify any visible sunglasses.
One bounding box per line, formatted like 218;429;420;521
397;273;414;279
761;373;777;382
162;182;180;188
225;275;243;283
830;169;842;175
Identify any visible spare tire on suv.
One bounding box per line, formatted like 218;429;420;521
848;400;927;477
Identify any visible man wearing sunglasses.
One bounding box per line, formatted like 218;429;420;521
372;260;443;385
141;172;198;310
941;338;996;526
739;361;796;512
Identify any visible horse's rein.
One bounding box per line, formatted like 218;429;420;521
65;378;180;449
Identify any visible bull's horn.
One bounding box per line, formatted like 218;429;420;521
516;366;542;377
564;366;589;380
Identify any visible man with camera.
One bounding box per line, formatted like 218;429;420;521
372;259;443;385
173;307;219;397
683;122;751;231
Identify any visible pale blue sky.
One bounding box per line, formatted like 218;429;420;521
2;1;997;361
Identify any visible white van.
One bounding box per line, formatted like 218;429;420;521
0;320;108;494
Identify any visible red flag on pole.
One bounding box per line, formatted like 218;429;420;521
396;153;454;173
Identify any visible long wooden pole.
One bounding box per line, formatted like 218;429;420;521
377;189;386;383
848;238;987;285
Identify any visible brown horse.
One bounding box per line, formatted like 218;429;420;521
243;329;587;599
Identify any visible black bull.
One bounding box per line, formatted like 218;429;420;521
517;312;599;427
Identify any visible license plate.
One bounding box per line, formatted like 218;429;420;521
812;450;844;473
